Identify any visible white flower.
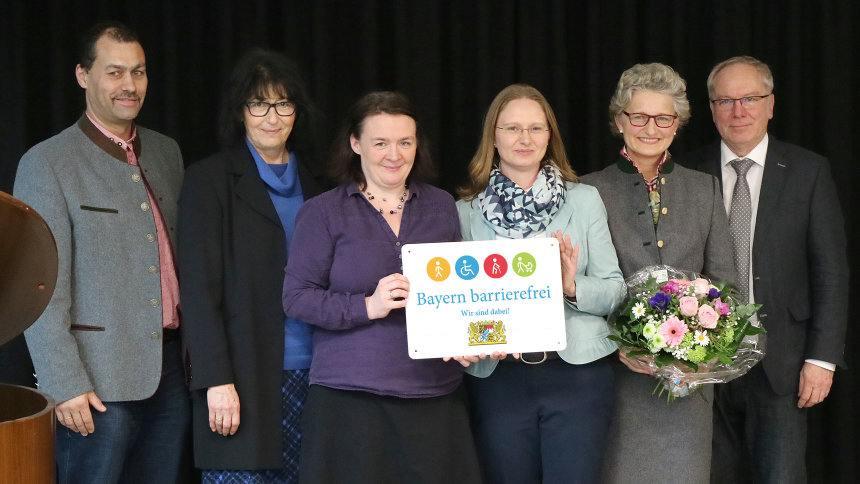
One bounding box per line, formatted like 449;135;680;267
694;330;710;346
672;346;690;360
632;302;646;319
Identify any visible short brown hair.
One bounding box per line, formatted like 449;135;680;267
328;91;434;189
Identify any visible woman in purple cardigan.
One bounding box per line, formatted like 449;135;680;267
282;91;481;483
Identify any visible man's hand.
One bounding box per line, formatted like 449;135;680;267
55;391;107;436
797;362;834;408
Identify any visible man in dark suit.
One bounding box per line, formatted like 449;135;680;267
684;55;848;484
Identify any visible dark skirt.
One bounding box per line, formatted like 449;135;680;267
299;384;483;484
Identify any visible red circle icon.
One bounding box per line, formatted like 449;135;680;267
483;254;508;278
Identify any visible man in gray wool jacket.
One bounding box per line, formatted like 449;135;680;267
14;21;190;483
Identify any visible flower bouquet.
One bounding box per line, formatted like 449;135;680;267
608;265;765;400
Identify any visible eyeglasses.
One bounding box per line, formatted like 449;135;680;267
622;111;678;128
709;94;771;110
245;101;296;117
495;125;550;137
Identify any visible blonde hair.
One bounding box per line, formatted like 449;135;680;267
458;84;576;200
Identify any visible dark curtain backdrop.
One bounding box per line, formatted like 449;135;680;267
1;1;857;482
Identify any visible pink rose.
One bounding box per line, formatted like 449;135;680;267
713;298;730;316
693;278;710;297
673;279;693;289
698;304;719;328
659;317;689;346
679;296;699;317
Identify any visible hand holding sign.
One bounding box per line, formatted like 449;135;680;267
366;273;410;319
551;230;580;298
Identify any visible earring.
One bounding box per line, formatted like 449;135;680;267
619;129;623;134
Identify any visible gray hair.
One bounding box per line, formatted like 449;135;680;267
707;55;774;99
608;63;690;136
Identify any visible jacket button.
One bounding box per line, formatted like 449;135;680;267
132;173;141;182
395;241;401;246
657;240;664;248
661;207;668;215
150;298;160;307
141;202;150;212
146;233;155;242
148;266;158;274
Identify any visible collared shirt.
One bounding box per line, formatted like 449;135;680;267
719;134;833;371
283;182;464;398
84;111;180;329
621;146;670;225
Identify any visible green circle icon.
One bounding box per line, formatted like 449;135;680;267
512;252;536;277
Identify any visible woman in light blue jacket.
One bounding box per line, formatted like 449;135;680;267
456;84;624;484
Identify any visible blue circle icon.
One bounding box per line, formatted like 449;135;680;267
455;255;479;280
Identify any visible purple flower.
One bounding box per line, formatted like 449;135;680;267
649;292;671;313
707;288;722;300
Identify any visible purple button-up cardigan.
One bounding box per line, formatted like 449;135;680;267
283;182;464;398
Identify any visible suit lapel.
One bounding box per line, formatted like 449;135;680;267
230;145;281;227
753;140;789;251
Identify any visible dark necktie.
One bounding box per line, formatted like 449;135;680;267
729;158;754;303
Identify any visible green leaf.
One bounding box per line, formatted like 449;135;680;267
717;353;733;365
626;350;650;358
654;353;675;367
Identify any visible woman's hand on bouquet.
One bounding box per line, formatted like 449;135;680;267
551;230;579;298
207;383;240;436
365;273;410;320
618;351;655;375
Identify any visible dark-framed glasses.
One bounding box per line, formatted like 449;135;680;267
709;94;771;110
245;101;296;117
495;125;550;137
622;111;678;128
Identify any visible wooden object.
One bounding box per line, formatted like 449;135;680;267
0;190;58;346
0;384;55;483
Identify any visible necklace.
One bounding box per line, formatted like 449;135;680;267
364;186;408;214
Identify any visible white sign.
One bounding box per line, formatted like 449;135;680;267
402;238;566;359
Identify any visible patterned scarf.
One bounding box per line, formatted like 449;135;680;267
478;163;566;238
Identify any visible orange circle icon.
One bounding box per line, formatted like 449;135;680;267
426;257;451;281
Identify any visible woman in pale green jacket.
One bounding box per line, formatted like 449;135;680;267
455;84;624;484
